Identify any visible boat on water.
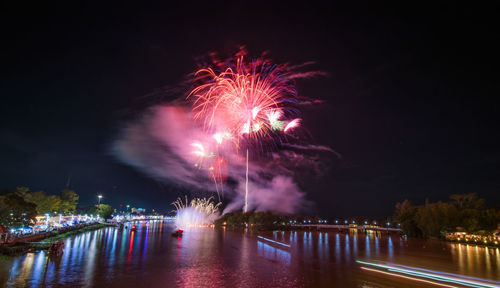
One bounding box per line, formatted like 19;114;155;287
172;229;183;237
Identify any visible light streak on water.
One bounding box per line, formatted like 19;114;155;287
361;267;460;288
357;260;500;288
257;236;291;248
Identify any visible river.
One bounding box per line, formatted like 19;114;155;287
0;220;498;287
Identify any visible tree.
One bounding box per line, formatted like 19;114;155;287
97;204;114;220
59;189;79;214
480;209;500;231
394;193;498;238
0;195;8;223
24;191;61;215
15;186;30;198
414;201;458;238
394;200;422;237
248;212;279;229
0;193;37;227
450;193;484;210
78;206;98;217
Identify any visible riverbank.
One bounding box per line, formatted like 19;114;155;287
0;223;112;256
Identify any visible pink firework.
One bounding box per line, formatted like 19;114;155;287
187;50;301;148
187;49;313;212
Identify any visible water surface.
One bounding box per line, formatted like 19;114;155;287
1;220;498;287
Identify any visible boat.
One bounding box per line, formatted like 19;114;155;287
171;229;183;237
130;225;137;232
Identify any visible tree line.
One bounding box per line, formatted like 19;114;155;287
393;193;500;238
0;186;79;227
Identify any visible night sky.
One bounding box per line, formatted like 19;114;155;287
1;2;499;217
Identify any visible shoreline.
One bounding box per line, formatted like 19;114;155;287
0;223;113;256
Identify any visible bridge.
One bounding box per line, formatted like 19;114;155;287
291;224;402;232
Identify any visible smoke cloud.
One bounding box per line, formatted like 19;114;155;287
111;103;333;214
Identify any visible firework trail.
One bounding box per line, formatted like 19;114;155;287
172;196;221;228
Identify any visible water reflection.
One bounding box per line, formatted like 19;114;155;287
257;241;291;265
1;221;499;288
388;236;394;259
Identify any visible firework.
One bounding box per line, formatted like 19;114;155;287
284;118;301;132
188;50;304;212
188;52;302;147
172;196;221;228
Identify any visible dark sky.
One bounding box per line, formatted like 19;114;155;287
1;2;499;217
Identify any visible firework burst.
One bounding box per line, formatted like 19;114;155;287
172;196;221;228
187;50;308;212
188;52;302;149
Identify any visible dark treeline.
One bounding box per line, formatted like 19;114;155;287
215;211;281;230
0;186;79;227
76;204;114;220
393;193;500;238
0;186;115;228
